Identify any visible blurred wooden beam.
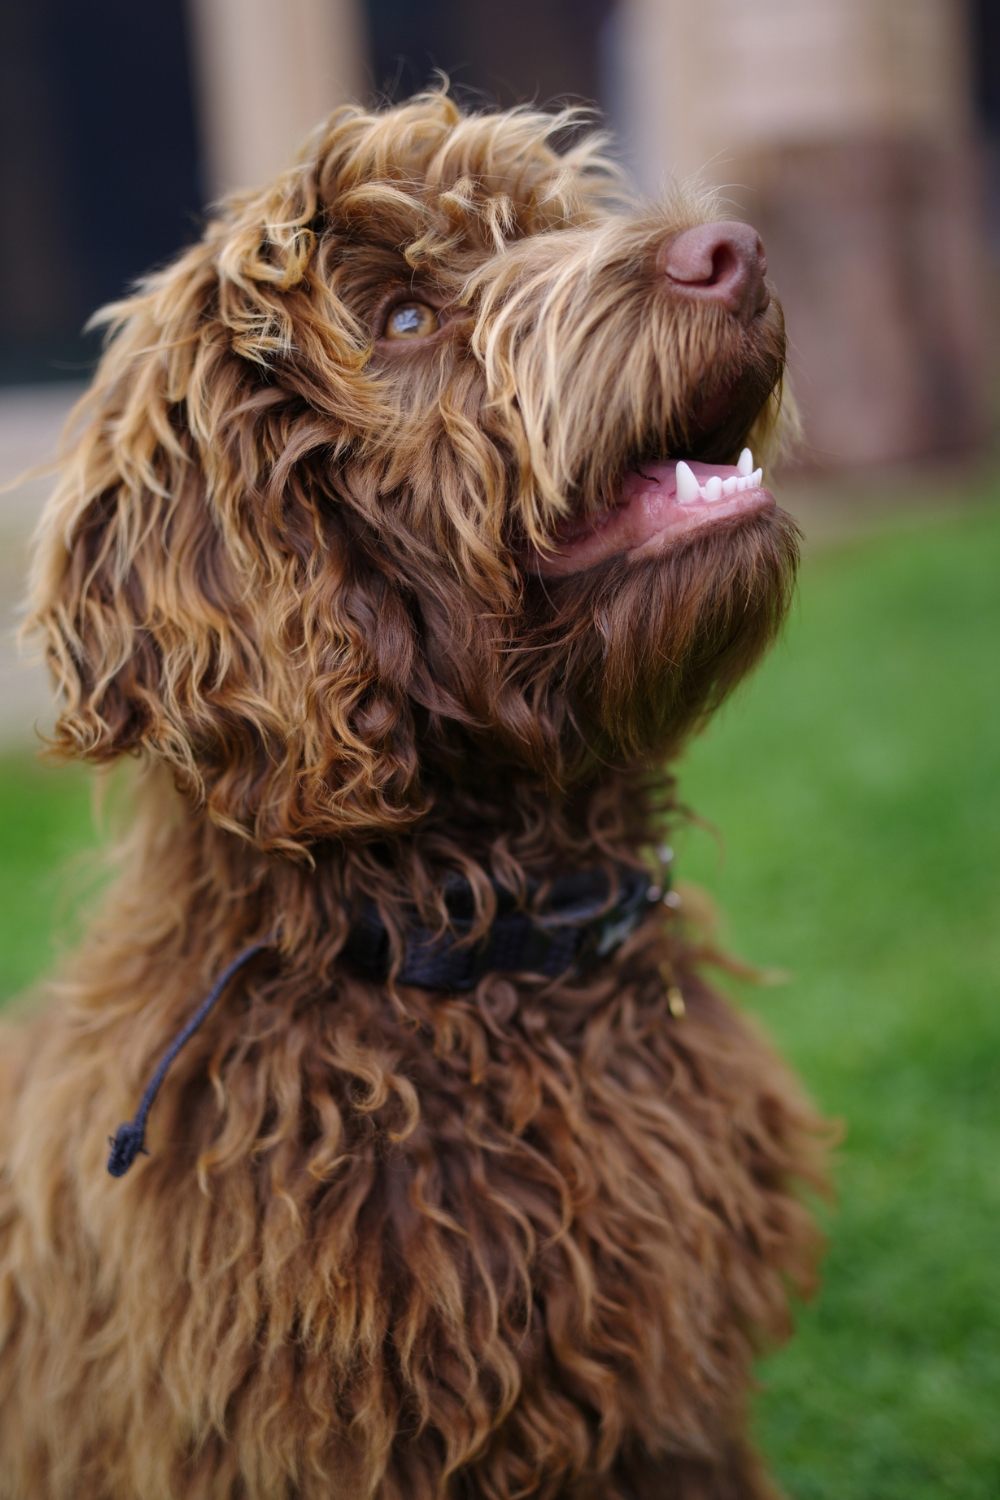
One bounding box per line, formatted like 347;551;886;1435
613;0;989;470
616;0;973;189
187;0;368;198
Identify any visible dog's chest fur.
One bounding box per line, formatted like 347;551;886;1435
0;932;815;1498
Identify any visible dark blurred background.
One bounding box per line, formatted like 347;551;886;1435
0;0;201;384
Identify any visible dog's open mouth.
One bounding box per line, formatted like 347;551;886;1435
533;449;774;576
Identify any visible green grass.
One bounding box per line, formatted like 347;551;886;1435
1;494;999;1495
677;494;1000;1497
0;753;99;1001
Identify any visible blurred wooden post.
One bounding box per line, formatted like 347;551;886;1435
186;0;368;198
614;0;989;469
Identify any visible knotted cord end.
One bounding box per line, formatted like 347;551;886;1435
105;938;274;1181
107;1121;148;1177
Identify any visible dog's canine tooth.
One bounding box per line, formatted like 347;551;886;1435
674;460;701;503
737;447;753;477
751;467;763;487
702;475;723;502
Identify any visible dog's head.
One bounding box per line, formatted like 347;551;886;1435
31;92;798;854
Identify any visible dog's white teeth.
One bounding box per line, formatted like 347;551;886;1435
675;461;701;503
676;461;760;503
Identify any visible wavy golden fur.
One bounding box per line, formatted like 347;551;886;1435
1;92;824;1498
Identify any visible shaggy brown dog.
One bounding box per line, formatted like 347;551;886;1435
1;93;825;1499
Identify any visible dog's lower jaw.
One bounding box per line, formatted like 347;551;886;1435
520;506;801;775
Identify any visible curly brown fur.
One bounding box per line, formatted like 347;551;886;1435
1;93;825;1498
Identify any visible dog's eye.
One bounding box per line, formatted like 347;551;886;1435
384;301;440;340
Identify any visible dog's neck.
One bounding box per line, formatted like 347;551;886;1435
119;761;664;964
100;761;668;1177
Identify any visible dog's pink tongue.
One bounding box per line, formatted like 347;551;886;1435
619;459;741;503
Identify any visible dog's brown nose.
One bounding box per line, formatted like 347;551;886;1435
661;221;770;322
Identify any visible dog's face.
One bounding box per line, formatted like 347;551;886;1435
32;94;798;852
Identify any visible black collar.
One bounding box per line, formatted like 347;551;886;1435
342;866;655;991
107;865;657;1178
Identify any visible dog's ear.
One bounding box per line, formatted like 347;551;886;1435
28;165;429;854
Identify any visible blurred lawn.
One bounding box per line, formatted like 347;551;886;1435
0;752;97;1001
1;492;999;1495
679;491;1000;1497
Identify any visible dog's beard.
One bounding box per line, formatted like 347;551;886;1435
526;507;800;768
